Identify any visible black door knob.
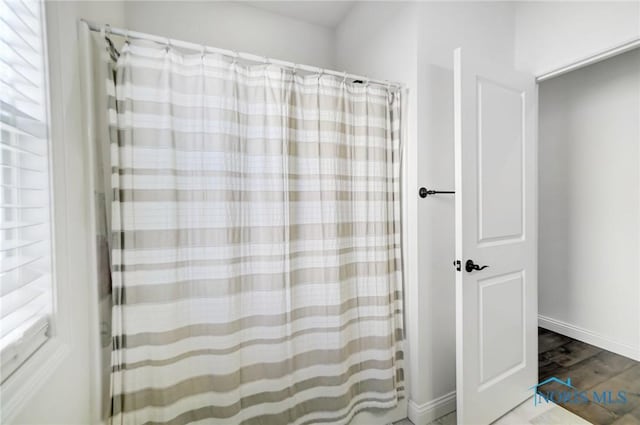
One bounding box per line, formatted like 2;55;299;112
465;259;489;273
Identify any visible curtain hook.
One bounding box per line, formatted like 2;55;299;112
200;45;205;59
165;37;171;52
342;71;347;84
105;24;112;37
232;50;238;65
124;29;129;44
100;26;108;54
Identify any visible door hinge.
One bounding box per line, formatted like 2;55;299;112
453;260;461;272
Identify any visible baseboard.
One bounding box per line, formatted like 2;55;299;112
407;391;456;425
539;315;640;361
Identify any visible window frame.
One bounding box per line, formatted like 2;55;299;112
0;1;72;420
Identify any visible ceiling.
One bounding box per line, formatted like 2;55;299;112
243;1;356;28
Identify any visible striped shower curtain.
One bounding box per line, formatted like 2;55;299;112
107;41;404;425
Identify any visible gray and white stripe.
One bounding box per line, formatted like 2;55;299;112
109;41;404;425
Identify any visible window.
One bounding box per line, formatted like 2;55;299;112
0;0;53;383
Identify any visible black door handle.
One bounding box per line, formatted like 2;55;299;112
465;259;489;273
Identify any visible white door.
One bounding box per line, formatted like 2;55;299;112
453;48;538;425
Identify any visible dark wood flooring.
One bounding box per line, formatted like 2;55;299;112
538;327;640;424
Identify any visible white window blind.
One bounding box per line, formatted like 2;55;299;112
0;0;53;383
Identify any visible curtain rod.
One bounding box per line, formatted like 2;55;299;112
80;19;406;90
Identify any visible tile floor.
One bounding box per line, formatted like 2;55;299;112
393;328;640;425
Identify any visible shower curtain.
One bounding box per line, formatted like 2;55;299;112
106;40;404;425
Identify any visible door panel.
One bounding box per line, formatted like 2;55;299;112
477;78;524;243
454;48;537;425
478;272;524;388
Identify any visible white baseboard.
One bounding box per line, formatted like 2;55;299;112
407;391;456;425
539;315;640;361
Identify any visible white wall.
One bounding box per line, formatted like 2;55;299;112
538;49;640;360
122;1;335;69
420;2;516;69
515;1;640;75
10;2;126;424
413;3;517;423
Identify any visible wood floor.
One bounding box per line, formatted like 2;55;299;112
538;327;640;425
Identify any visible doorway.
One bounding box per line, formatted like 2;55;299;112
537;47;640;425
